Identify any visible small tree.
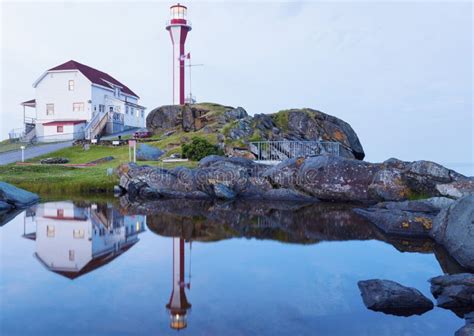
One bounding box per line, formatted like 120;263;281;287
182;137;223;161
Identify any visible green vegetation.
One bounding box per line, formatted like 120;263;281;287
1;143;198;196
273;110;290;131
182;137;224;161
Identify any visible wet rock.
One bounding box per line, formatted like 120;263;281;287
430;273;474;318
136;144;165;161
431;195;474;271
0;181;40;208
354;208;434;238
213;184;236;200
357;279;433;316
40;157;69;164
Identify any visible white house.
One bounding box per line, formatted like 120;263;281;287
19;60;146;142
23;201;146;279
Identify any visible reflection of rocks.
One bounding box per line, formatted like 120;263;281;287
121;199;378;244
357;279;433;316
430;273;474;318
431;195;474;271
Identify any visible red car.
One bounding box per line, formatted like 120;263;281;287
133;129;152;138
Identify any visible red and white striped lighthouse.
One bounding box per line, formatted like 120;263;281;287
166;3;192;105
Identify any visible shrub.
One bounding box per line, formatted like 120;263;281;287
181;137;223;161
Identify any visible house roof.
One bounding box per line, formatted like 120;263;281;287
43;120;87;126
21;99;36;106
48;60;139;98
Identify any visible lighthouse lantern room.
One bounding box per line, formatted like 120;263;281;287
166;3;192;105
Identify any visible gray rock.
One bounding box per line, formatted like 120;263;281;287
0;181;40;208
136;144;165;161
456;312;474;336
40;157;69;164
368;168;410;201
403;160;457;196
213;184;236;200
296;156;380;201
430;273;474;318
224;106;248;121
436;178;474;199
431;195;474;271
354;208;434;238
358;279;433;316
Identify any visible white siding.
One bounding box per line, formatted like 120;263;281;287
35;71;92;123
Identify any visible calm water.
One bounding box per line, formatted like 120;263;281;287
0;199;466;335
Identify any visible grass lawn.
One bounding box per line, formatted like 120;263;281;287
1;143;199;196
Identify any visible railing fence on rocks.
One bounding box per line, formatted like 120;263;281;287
249;140;340;162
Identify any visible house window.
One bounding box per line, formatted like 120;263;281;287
125;106;129;114
57;125;63;133
68;80;75;91
73;102;84;112
136;109;139;117
99;104;105;113
94;105;97;112
46;104;54;116
57;209;64;218
69;250;75;261
73;229;85;239
47;225;55;238
141;110;144;118
130;107;134;116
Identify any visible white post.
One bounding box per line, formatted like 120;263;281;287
20;146;25;162
133;141;137;163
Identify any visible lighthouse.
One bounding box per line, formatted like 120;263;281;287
166;237;192;330
166;3;192;105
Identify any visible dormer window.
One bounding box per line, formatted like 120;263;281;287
68;80;75;91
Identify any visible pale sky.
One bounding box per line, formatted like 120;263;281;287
0;1;472;167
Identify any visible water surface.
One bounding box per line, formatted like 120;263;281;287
0;199;465;335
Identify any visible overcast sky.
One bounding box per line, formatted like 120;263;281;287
1;1;472;167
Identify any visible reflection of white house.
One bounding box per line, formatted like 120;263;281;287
16;60;146;142
23;201;145;279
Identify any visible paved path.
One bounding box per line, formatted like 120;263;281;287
0;141;73;165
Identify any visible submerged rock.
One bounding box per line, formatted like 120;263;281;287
357;279;433;316
430;273;474;318
431;195;474;271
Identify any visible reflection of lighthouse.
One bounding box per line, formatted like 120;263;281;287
166;3;192;105
166;237;192;330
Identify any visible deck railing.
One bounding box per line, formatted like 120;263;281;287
249;141;340;161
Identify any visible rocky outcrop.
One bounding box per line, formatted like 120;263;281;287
0;182;40;226
136;144;165;161
353;197;454;238
430;273;474;318
118;155;471;203
431;195;474;271
357;279;433;316
146;103;366;160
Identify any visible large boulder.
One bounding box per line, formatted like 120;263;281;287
0;181;40;208
436;178;474;199
296;156;380;201
357;279;433;316
136;144;165;161
430;195;474;271
430;273;474;318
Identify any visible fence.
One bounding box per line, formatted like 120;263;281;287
249;141;340;161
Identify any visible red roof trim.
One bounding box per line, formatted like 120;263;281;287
48;60;139;98
43;120;86;126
